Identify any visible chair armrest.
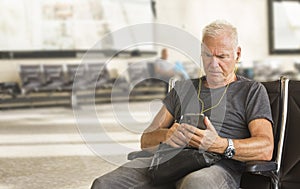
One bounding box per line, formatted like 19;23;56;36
127;150;153;160
245;160;277;173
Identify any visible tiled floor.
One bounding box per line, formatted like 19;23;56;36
0;100;162;189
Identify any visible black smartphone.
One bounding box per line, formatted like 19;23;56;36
179;113;206;130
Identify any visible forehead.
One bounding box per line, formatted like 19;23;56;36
202;35;234;53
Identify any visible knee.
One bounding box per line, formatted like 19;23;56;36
178;173;216;189
91;177;110;189
177;174;201;189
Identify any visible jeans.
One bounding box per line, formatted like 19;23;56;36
176;165;238;189
91;157;239;189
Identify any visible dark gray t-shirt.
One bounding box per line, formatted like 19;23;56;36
162;75;273;184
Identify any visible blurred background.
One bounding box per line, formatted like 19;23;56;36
1;0;300;108
0;0;300;189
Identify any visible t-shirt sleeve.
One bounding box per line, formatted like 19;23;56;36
245;82;274;126
162;81;180;118
163;88;177;117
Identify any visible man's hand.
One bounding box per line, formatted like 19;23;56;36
165;122;188;148
181;116;222;151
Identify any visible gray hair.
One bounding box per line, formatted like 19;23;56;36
202;20;238;48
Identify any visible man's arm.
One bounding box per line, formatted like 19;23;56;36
183;117;274;162
140;105;172;151
140;105;188;151
231;119;274;161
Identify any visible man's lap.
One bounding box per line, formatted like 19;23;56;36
91;157;239;189
176;165;238;189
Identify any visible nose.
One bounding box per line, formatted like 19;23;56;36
210;56;219;67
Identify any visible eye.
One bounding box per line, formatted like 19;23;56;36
202;52;213;58
216;54;229;59
216;55;225;59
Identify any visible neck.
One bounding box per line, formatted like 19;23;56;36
205;74;237;88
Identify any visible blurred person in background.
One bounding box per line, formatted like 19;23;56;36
153;48;189;94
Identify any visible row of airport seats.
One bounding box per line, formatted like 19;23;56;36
19;63;113;94
127;61;166;88
1;60;200;109
0;61;169;109
19;60;183;95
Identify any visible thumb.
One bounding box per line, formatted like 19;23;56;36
204;116;215;130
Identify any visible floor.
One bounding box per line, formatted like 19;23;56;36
0;100;162;189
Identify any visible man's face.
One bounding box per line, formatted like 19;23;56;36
201;35;240;85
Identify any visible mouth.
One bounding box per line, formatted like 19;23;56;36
208;71;222;75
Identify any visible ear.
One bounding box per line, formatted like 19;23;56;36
235;46;241;62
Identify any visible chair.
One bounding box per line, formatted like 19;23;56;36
242;78;300;189
127;61;151;87
277;80;300;188
0;82;21;98
128;76;295;189
40;64;66;92
64;64;87;91
19;65;45;94
241;76;289;189
86;63;112;89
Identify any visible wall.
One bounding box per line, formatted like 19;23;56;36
1;0;300;83
156;0;300;70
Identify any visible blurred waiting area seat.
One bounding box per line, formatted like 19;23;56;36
0;82;21;98
18;63;113;94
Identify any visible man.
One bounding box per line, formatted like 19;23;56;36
152;48;176;94
91;20;274;189
153;48;175;80
152;48;186;94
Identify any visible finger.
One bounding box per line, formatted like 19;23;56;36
173;133;187;146
182;123;205;138
204;116;216;132
172;135;187;147
203;116;211;128
180;125;203;146
166;139;181;148
181;123;197;133
170;122;180;130
168;129;187;146
182;128;198;142
187;134;201;146
172;125;187;141
166;123;180;139
182;122;211;149
189;139;204;149
190;135;213;150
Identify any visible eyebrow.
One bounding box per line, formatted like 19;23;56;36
202;51;231;57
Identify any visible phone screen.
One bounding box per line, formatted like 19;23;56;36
179;113;206;130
